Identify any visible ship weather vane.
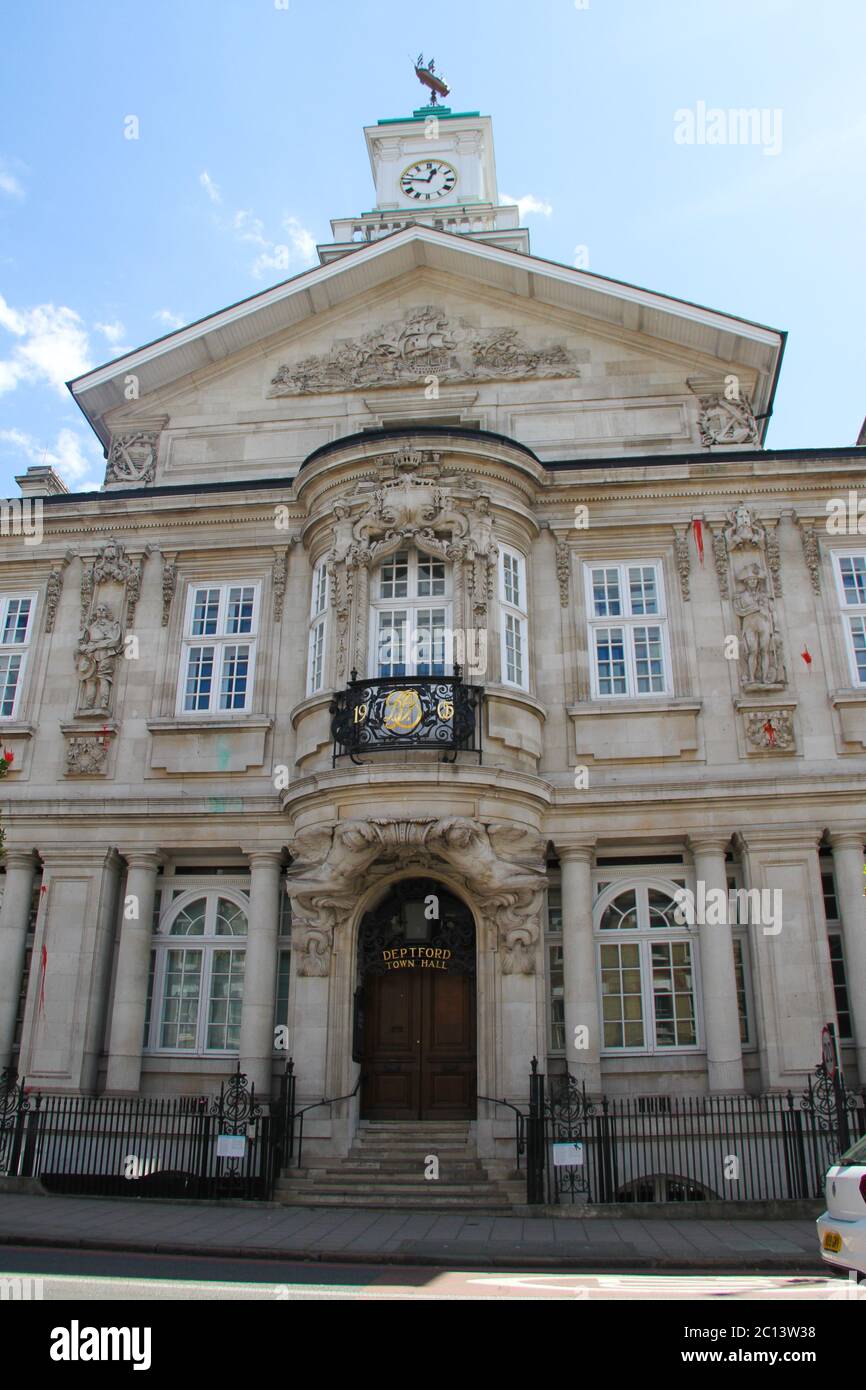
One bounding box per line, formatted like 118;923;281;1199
414;53;450;106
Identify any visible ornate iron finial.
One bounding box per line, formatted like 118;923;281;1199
414;53;450;106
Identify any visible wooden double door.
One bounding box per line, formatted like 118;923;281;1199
361;967;477;1120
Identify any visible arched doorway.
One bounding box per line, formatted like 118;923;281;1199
356;878;477;1120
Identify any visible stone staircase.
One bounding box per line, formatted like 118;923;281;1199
273;1121;523;1210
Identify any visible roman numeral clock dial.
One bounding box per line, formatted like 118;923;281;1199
399;159;458;201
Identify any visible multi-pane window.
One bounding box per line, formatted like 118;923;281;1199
821;861;854;1041
596;883;698;1052
179;584;258;714
584;562;669;697
499;548;528;689
146;892;248;1054
307;562;329;695
372;550;450;677
0;594;35;718
834;554;866;685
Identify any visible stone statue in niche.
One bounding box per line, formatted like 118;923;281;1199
76;603;124;712
732;567;784;688
722;503;786;691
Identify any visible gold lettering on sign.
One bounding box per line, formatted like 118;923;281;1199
381;947;452;971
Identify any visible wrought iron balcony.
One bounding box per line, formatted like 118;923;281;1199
330;668;483;765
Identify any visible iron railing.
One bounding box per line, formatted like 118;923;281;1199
330;668;483;765
524;1060;866;1206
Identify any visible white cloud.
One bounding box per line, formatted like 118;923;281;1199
154;308;185;330
0;171;24;199
201;176;315;279
95;319;125;345
0;295;92;395
0;425;103;489
500;192;553;218
199;170;222;205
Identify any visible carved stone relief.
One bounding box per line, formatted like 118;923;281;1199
268;305;581;396
743;708;795;752
286;817;547;978
794;515;822;594
673;527;691;601
76;539;149;716
320;469;500;681
698;394;759;447
104;431;159;487
721;504;786;692
43;550;74;634
64;733;112;776
554;537;570;608
161;553;177;627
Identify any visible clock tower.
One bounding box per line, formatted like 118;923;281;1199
318;102;529;263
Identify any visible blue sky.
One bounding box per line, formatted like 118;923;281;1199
1;0;864;494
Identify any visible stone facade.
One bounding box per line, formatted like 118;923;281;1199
0;110;863;1172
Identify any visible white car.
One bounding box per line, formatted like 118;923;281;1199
817;1132;866;1279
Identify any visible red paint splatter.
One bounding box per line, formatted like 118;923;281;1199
693;518;704;566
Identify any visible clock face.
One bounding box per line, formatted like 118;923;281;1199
399;159;458;201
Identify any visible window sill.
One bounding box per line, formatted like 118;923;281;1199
830;689;866;751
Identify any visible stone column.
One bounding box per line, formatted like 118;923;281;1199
105;852;162;1094
239;850;282;1097
828;829;866;1082
689;835;744;1093
558;844;601;1091
0;851;37;1069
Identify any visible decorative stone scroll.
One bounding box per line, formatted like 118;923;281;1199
554;536;570;608
267;304;580;396
76;539;149;716
161;553;177;627
43;550;74;633
104;431;159;487
794;515;822;595
721;504;787;692
673;527;691;601
286;816;547;978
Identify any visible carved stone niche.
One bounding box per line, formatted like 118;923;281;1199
75;539;149;717
721;504;787;693
285;816;547;978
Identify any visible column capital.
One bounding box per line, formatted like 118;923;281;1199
736;827;823;853
556;842;596;865
0;849;37;872
39;846;123;870
118;850;164;873
827;828;866;852
244;848;284;869
688;833;732;856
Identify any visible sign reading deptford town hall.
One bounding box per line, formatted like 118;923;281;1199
381;947;452;971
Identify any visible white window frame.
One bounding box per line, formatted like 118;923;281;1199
583;561;671;699
176;582;259;716
832;552;866;687
307;561;329;695
369;549;452;677
820;860;855;1043
594;877;702;1056
499;547;528;690
145;887;249;1056
0;592;37;719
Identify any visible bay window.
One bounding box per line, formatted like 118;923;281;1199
307;561;329;695
372;549;450;677
499;548;528;689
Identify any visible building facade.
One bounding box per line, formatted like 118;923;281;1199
0;104;864;1169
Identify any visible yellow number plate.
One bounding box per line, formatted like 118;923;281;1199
822;1231;843;1253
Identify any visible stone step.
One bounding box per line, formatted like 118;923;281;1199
320;1162;489;1177
276;1179;501;1197
272;1191;513;1210
309;1171;491;1186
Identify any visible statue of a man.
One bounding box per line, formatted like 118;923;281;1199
732;569;780;685
76;602;123;710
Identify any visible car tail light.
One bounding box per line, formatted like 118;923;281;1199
860;1174;866;1204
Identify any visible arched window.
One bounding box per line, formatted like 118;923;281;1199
371;548;451;676
146;890;248;1054
595;880;699;1054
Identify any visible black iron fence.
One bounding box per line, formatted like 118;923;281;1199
0;1067;278;1201
524;1060;866;1206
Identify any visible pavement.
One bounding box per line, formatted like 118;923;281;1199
0;1192;825;1270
